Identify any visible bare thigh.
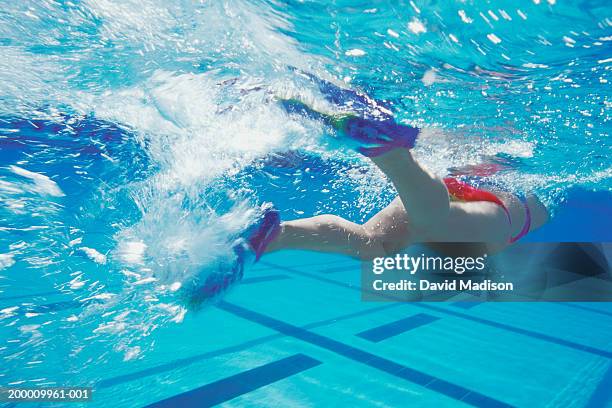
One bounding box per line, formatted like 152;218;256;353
360;192;548;257
363;197;412;254
364;198;510;252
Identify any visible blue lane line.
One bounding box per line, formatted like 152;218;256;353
143;353;321;408
585;361;612;408
98;334;282;389
451;302;484;309
560;303;612;318
262;261;612;359
217;301;513;408
318;265;358;274
356;313;439;342
98;303;402;389
250;258;353;272
241;275;290;284
416;303;612;359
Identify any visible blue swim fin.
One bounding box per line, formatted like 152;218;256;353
288;66;392;120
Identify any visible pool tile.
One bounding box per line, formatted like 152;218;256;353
356;313;440;342
241;275;290;285
218;301;512;408
144;354;321;408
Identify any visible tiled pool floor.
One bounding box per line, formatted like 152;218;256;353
3;250;611;407
86;250;612;408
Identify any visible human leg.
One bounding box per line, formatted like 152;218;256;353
369;148;450;233
264;214;384;260
265;198;412;260
279;92;449;232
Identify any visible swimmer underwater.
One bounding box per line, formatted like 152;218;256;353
184;71;549;305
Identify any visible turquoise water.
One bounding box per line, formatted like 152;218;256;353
0;1;611;407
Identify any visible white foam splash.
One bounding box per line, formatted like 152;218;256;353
0;254;15;270
115;241;147;265
9;166;65;197
101;70;317;287
0;47;72;116
483;140;535;158
78;247;107;265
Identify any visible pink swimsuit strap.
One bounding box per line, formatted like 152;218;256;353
509;195;531;243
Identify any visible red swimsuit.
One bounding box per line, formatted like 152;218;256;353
443;178;531;243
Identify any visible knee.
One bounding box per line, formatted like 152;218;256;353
360;218;412;261
357;227;403;261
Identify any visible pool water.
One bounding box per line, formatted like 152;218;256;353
0;0;611;407
2;248;612;407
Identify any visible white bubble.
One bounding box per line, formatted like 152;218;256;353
345;48;366;57
407;18;427;34
421;69;437;86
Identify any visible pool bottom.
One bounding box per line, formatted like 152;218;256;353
57;248;611;408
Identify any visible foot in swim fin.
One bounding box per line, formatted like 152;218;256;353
278;98;334;124
245;203;282;261
182;246;246;307
339;116;420;157
280;96;419;157
181;204;281;307
288;66;392;120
